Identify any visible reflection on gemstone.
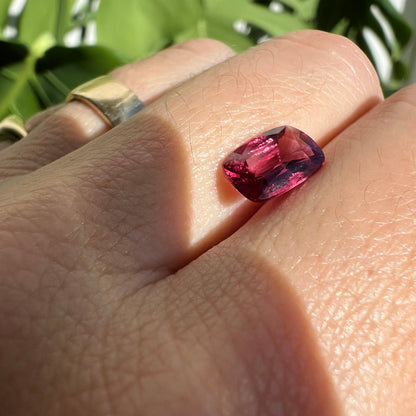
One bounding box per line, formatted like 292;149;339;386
222;126;325;202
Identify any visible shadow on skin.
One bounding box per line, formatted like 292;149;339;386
124;245;345;415
0;122;342;416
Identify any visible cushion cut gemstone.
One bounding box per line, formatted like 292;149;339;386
222;126;325;202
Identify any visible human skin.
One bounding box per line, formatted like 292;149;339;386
0;30;415;415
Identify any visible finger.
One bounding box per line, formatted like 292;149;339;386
225;85;416;414
0;39;234;177
39;30;383;280
0;141;13;150
24;104;63;132
0;115;28;151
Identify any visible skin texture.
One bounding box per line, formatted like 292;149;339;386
0;31;415;415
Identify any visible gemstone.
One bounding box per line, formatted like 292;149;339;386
222;126;325;202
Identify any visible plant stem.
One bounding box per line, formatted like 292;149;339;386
43;71;71;95
0;33;54;119
0;55;35;118
30;78;52;107
56;0;68;43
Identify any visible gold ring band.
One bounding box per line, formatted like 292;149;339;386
66;75;146;127
0;115;27;141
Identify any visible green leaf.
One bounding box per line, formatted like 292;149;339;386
316;0;349;31
18;0;76;45
0;33;55;119
0;40;27;66
391;58;409;81
205;0;310;36
355;29;377;69
330;17;350;36
0;39;125;120
375;0;412;47
366;9;392;53
315;0;413;88
268;0;319;21
36;45;127;106
204;15;254;52
96;0;202;60
0;0;12;32
0;61;42;119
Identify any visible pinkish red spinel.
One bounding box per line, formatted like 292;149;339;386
222;126;325;202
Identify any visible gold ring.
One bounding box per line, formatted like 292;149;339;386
0;115;27;141
66;75;146;127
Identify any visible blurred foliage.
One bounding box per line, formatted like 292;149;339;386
0;0;412;120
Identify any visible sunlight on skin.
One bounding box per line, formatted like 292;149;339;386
1;30;415;415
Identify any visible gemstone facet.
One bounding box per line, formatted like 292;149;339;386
222;126;325;202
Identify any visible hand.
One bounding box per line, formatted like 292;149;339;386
0;30;415;415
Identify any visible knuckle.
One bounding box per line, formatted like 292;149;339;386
368;85;416;141
387;84;416;114
276;30;382;97
282;29;364;61
171;37;234;57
